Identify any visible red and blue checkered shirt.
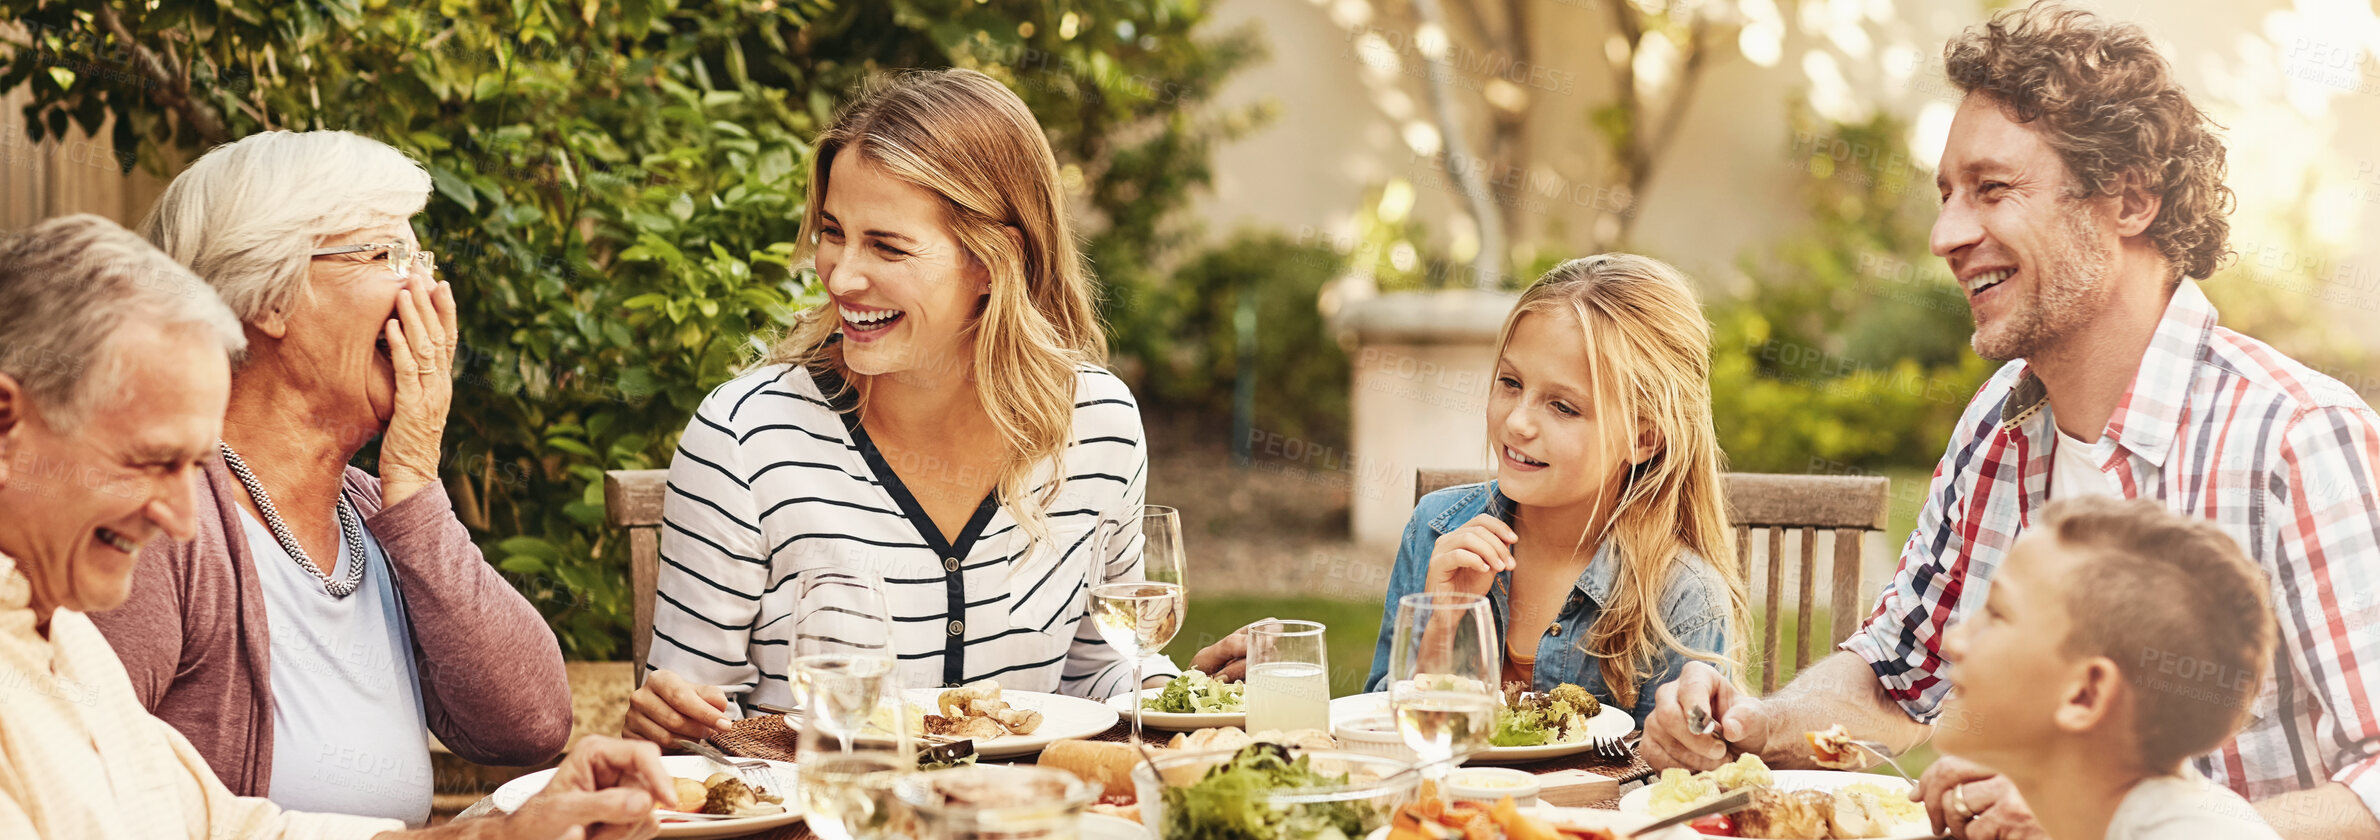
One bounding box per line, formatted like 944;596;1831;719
1843;280;2380;812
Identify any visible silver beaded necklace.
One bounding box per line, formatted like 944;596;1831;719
219;442;367;598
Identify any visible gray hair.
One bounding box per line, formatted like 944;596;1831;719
138;130;432;323
0;214;246;428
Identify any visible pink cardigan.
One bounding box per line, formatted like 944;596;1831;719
87;459;573;798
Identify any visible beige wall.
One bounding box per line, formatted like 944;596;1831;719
0;87;172;232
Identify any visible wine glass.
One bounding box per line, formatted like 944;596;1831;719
791;570;896;750
1384;591;1498;782
1088;505;1187;745
798;678;918;840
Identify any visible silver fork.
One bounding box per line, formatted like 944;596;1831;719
1589;733;1637;762
677;738;783;798
1842;738;1920;787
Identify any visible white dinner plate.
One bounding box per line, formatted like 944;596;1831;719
489;754;804;839
902;687;1121;759
1328;692;1634;763
1364;805;1698;839
1082;811;1153;840
1616;770;1933;839
1104;686;1247;731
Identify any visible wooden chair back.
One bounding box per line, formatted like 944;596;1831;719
1412;469;1890;692
604;469;669;685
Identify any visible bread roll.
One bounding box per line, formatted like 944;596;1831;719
1038;741;1142;800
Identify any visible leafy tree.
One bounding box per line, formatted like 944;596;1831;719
0;0;1263;657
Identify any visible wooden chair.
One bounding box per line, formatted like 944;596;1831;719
1413;469;1890;692
604;469;669;685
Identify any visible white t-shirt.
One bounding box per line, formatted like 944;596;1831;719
242;508;433;826
2105;769;2282;840
2052;426;2116;499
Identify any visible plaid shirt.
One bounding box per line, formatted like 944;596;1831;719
1843;280;2380;813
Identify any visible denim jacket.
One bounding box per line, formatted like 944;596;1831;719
1363;482;1735;726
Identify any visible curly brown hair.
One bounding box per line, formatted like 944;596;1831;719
1944;2;2235;280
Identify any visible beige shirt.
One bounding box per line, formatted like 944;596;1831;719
2106;768;2284;840
0;549;401;840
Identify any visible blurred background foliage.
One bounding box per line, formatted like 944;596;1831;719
0;0;1268;657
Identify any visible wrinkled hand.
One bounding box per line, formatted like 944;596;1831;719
1425;514;1517;596
498;736;673;840
379;275;457;508
1188;617;1279;682
1642;661;1774;771
623;669;735;746
1915;755;2046;840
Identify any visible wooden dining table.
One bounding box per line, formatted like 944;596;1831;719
453;716;1658;839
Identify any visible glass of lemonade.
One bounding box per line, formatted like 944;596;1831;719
1243;619;1330;733
897;765;1098;840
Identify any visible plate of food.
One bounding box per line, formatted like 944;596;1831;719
897;682;1120;759
488;754;802;839
1331;683;1634;763
1369;782;1698;839
1617;754;1931;839
1106;669;1247;730
1081;811;1154;840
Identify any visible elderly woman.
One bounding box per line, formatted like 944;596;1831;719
85;131;570;826
625;69;1178;744
0;214;666;840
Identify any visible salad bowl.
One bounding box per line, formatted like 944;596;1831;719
1131;744;1420;839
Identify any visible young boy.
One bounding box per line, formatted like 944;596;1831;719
1936;495;2281;840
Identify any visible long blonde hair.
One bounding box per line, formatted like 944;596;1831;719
765;69;1102;546
1494;254;1751;708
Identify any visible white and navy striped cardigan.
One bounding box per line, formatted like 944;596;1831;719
647;362;1179;711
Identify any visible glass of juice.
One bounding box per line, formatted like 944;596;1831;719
1243;619;1330;733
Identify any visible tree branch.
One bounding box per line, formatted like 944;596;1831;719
92;2;229;145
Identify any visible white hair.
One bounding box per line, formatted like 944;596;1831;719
138;130;433;324
0;214;246;428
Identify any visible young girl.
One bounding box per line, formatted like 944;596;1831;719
1361;254;1750;724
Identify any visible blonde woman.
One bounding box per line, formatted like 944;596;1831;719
626;69;1176;744
1359;254;1751;723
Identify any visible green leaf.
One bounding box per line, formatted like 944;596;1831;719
498;556;549;575
429;165;479;212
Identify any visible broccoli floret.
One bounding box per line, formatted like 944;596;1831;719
1545;682;1600;719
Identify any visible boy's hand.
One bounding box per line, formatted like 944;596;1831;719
1424;514;1517;596
1914;755;2047;840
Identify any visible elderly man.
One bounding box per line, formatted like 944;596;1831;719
1644;5;2380;840
0;214;669;839
87;130;568;825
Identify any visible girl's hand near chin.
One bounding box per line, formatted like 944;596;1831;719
1424;514;1518;596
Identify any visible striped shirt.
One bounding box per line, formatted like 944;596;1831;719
1843;280;2380;813
649;362;1178;711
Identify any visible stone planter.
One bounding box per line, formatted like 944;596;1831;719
1338;289;1518;548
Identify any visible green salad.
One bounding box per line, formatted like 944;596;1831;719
1145;669;1246;714
1159;743;1373;840
1487;682;1603;748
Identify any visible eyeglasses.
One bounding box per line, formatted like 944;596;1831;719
309;241;436;279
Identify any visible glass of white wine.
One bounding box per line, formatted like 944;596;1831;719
798;681;917;840
1243;619;1330;733
1385;591;1498;781
791;570;897;752
1087;504;1187;745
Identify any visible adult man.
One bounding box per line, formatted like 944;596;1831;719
0;213;668;839
1643;6;2380;840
